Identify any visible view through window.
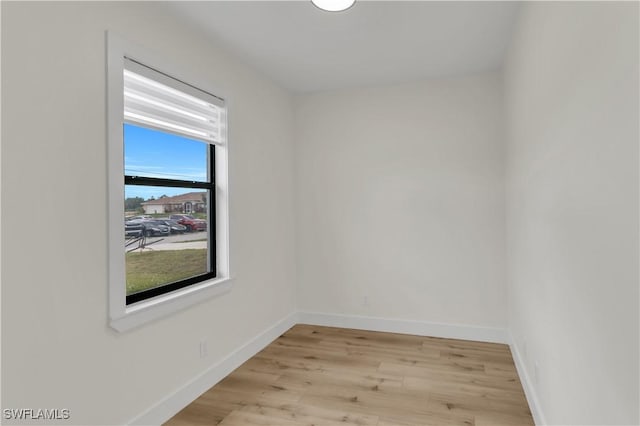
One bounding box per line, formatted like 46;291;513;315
122;60;223;305
124;124;215;303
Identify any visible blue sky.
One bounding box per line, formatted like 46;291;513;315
124;124;208;200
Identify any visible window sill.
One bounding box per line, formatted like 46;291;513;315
110;276;233;332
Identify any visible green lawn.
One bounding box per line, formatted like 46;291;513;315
126;249;207;295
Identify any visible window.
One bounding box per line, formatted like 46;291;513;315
108;34;230;331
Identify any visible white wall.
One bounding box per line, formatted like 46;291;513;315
1;2;296;424
294;73;506;329
504;2;639;424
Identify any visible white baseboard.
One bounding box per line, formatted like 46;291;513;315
508;332;547;425
298;311;508;344
128;312;299;425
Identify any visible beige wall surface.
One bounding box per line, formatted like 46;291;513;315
1;2;296;424
294;72;507;328
504;2;639;424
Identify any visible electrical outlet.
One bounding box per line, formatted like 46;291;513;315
199;339;208;358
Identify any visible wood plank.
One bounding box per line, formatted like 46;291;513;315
165;325;534;426
237;402;379;426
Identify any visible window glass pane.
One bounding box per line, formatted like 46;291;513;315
124;185;210;297
124;123;209;182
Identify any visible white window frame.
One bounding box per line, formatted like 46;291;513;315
107;32;231;332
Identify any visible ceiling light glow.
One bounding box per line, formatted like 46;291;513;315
311;0;355;12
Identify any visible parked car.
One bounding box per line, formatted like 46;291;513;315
169;214;207;232
157;219;188;234
127;219;170;237
126;215;153;221
125;222;144;238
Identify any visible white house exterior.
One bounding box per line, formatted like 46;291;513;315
141;192;207;215
142;202;166;214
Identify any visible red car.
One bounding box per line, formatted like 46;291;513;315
169;214;207;232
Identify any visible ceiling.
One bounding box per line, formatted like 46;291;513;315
167;1;520;93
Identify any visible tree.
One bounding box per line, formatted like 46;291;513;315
124;196;144;211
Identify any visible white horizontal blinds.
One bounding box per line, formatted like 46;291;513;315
123;58;224;144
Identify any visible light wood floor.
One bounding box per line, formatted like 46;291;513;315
165;325;534;426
